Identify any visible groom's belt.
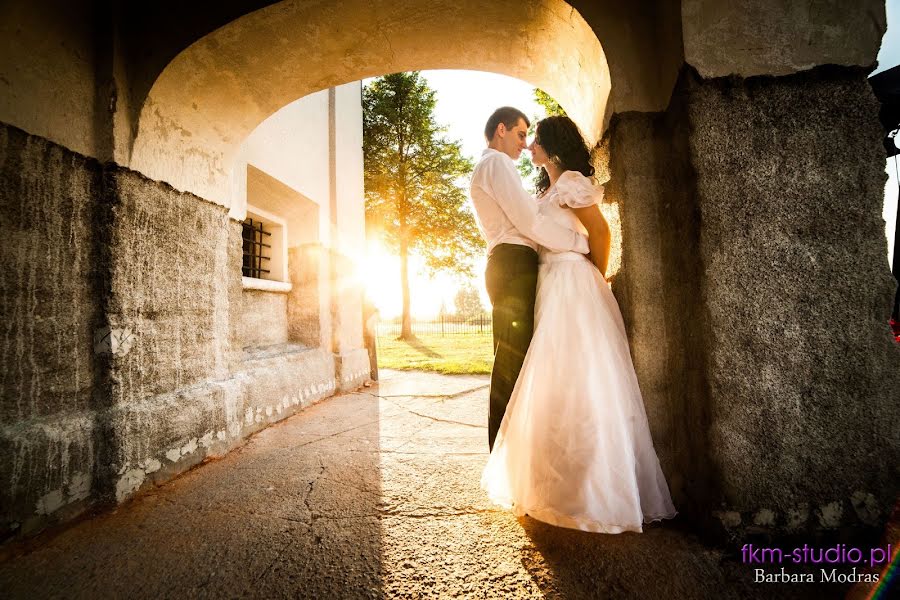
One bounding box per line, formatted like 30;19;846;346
488;242;538;258
540;252;588;264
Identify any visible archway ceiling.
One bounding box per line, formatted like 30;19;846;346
129;0;627;207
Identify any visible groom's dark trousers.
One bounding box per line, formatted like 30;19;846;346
485;243;538;450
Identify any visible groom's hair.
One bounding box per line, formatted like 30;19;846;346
484;107;530;141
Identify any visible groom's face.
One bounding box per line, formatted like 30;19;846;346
498;118;529;161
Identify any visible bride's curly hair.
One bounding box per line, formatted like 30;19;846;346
534;116;594;196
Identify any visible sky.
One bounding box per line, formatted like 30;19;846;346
364;11;900;318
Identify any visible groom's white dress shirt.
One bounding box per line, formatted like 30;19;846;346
469;148;589;255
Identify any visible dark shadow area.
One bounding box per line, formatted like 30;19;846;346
518;517;853;599
0;392;385;598
604;65;723;534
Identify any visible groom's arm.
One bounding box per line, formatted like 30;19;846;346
482;154;589;254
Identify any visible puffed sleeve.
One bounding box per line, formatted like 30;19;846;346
555;170;604;208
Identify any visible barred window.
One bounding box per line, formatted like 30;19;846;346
242;218;271;279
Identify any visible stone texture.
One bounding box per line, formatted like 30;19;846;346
0;123;102;423
0;126;368;539
236;346;336;437
684;66;900;529
0;413;96;537
107;169;238;400
239;290;289;348
605;102;714;524
682;0;885;78
287;244;325;349
0;123;102;539
106;378;242;498
607;65;900;537
335;348;373;393
0;371;871;599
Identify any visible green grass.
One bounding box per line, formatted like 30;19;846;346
376;333;493;375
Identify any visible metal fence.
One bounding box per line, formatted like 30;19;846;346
377;314;492;337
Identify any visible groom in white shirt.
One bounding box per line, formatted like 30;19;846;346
469;107;590;450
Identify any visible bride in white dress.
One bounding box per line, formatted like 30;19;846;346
480;116;677;533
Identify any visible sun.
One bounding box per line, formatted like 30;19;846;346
359;240;402;317
358;240;468;320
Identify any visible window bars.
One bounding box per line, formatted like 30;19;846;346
242;218;271;278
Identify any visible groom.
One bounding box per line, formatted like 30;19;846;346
469;107;590;450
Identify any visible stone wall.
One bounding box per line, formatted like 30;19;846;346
685;66;900;536
287;245;325;348
610;66;900;538
101;169;243;502
0;123;369;539
239;291;289;348
107;170;238;400
605;90;715;524
0;123;103;538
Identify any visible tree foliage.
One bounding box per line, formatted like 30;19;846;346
454;283;484;319
534;88;567;117
363;72;483;338
516;154;535;182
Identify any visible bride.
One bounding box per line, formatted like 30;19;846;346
480;116;677;534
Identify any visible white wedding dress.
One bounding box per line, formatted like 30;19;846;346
480;170;677;533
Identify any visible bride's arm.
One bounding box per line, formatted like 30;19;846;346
572;205;611;277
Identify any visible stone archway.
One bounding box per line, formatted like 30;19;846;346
1;0;897;546
128;0;618;215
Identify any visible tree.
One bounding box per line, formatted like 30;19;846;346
516;89;567;192
516;154;535;183
534;88;567;117
454;283;484;319
363;72;483;340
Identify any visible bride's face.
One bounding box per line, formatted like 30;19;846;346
528;137;550;168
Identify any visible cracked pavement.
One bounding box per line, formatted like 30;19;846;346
0;370;859;599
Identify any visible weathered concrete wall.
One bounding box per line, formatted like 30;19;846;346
0;126;369;538
605;101;715;524
107;170;238;398
236;346;336;437
101;170;243;501
239;291;289;348
0;123;102;538
685;66;900;536
0;0;102;159
610;65;900;538
682;0;885;78
288;245;326;349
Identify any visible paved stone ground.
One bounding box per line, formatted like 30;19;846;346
0;371;874;599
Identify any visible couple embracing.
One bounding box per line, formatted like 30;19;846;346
471;107;677;534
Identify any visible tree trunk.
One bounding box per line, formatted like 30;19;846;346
398;156;413;340
399;236;413;340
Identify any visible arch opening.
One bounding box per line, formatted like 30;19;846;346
129;0;611;212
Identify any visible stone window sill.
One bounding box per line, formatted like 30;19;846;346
241;277;292;293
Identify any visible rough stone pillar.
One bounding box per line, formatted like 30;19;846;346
685;66;900;537
605;90;715;526
610;64;900;539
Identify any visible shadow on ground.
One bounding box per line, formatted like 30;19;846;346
0;370;875;599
